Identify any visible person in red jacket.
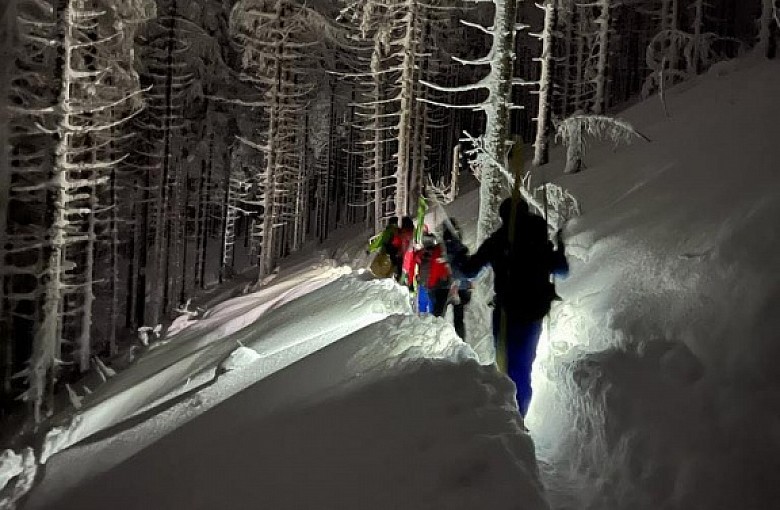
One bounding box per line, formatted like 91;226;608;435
391;216;415;284
413;233;451;314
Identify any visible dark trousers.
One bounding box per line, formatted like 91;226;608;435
434;288;471;340
492;309;542;416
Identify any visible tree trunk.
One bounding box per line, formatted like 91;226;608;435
477;0;517;244
691;0;704;74
395;0;419;218
0;0;18;397
31;0;71;423
593;0;611;114
759;0;777;58
533;0;557;166
149;1;178;325
371;37;385;232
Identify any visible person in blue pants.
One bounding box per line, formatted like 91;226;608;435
456;197;568;416
492;313;543;415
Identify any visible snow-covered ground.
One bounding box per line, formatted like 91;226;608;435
27;314;546;510
4;56;779;510
13;261;547;509
526;57;780;510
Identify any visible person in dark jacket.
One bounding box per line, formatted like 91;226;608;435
439;219;473;339
459;197;568;416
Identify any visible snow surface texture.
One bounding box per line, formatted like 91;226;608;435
524;58;780;510
34;263;361;464
21;265;548;510
26;320;547;510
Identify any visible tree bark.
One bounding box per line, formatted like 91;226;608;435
477;0;518;244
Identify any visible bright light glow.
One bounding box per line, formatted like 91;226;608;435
526;303;585;453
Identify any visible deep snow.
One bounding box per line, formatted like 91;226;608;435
30;315;547;510
19;266;547;510
525;57;780;510
4;55;779;510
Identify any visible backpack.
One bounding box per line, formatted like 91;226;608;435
417;242;450;290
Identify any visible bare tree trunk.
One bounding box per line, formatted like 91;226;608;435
0;0;18;397
31;0;71;423
477;0;518;243
593;0;611;114
574;8;587;112
179;164;191;306
759;0;777;58
371;38;385;232
533;0;557;166
197;126;215;289
219;153;235;284
559;3;574;117
149;2;178;325
395;0;420;218
78;162;97;372
691;0;704;74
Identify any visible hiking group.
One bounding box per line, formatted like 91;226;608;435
367;196;568;416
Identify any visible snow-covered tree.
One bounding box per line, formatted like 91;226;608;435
422;0;529;242
592;0;613;115
231;0;342;279
130;0;229;325
758;0;780;58
532;0;557;166
12;0;154;422
342;0;454;225
555;113;647;174
0;0;18;398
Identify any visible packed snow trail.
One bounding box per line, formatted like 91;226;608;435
19;267;548;510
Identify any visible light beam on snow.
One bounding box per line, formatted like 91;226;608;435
525;306;581;453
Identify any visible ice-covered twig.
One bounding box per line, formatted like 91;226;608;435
65;384;82;410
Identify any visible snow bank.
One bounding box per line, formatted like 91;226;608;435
0;449;35;508
522;58;780;509
35;264;409;468
30;315;548;510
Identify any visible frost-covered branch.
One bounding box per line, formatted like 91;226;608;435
555;114;649;174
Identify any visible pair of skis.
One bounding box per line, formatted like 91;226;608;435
497;136;533;374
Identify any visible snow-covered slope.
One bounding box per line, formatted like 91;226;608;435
34;263;404;464
8;55;778;510
19;265;548;510
420;57;780;510
29;314;547;510
525;58;780;510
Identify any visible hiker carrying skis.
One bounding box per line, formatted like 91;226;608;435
440;218;472;340
458;197;568;416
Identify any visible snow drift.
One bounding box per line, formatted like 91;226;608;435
27;313;548;510
524;57;780;510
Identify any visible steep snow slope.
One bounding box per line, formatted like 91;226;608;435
25;301;547;510
524;58;780;510
424;57;780;510
8;55;777;510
